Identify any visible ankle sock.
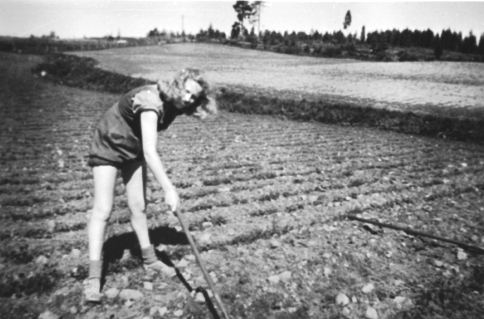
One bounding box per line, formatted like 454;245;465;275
141;245;158;265
89;260;103;279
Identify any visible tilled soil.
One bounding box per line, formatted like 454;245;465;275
1;53;484;319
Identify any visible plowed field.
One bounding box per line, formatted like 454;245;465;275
1;52;484;319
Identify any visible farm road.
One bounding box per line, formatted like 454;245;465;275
73;43;484;116
1;53;484;318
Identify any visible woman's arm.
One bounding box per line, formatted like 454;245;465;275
140;111;179;211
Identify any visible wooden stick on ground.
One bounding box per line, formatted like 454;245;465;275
347;214;484;254
174;208;231;319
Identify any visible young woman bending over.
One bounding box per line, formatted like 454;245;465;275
85;68;217;302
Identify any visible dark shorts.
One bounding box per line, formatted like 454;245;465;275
87;156;124;169
88;103;144;166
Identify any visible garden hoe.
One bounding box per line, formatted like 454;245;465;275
173;207;231;319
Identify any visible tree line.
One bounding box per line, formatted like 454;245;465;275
188;1;484;57
191;25;484;57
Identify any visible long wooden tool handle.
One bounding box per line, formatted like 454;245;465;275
174;208;231;319
347;214;484;254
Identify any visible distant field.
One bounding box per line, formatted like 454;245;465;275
72;43;484;117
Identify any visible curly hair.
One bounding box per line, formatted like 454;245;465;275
157;68;217;118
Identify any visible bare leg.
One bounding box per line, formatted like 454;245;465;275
121;161;151;249
89;165;117;260
121;161;175;277
85;165;117;301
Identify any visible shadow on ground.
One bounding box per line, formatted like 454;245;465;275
100;225;189;280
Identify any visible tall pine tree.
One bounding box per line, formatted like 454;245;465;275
361;26;366;43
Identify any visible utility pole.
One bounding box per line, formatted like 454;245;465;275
254;2;266;36
181;15;185;40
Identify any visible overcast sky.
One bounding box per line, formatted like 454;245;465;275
1;0;483;39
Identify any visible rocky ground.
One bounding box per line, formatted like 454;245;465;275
1;52;484;319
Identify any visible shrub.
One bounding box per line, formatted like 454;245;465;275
434;44;444;60
323;46;342;57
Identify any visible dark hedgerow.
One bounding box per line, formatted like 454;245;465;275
31;53;153;94
217;90;484;144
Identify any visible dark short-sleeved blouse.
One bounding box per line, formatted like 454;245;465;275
88;85;176;167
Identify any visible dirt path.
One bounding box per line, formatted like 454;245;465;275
1;53;484;318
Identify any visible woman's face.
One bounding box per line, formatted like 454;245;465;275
182;79;203;107
180;79;207;120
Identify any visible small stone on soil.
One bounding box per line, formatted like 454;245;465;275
121;276;129;286
335;293;350;306
394;280;404;286
279;271;292;282
158;307;168;316
393;296;413;309
199;233;211;244
365;306;378;319
38;311;60;319
362;283;375;293
36;255;49;265
149;307;159;315
177;259;189;268
105;288;119;299
342;307;351;317
270;240;281;248
457;250;467;260
217;187;231;193
47;220;56;232
71;249;81;258
268;275;280;284
119;289;144;301
202;222;213;229
192;291;205;303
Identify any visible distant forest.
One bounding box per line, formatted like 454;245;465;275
186;1;484;61
189;25;484;59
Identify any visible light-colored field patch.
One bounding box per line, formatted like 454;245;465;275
72;43;484;113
